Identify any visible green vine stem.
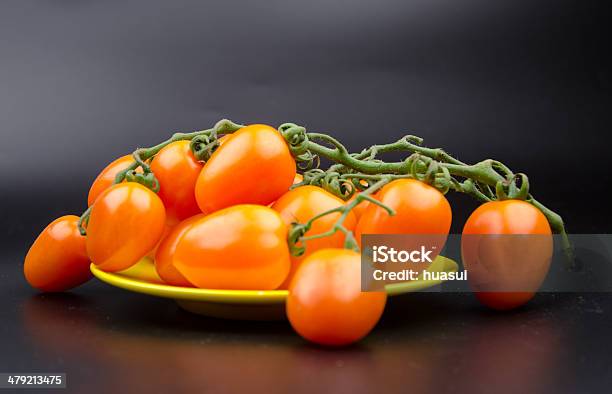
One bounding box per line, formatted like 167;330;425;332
288;177;395;255
77;119;244;235
75;118;572;266
114;118;244;184
280;123;573;262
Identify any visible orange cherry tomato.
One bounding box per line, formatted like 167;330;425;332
355;179;452;241
272;185;357;288
154;214;205;287
87;155;141;206
24;215;92;292
173;205;290;290
462;200;552;310
150;141;203;222
194;124;296;213
87;182;166;272
286;248;387;346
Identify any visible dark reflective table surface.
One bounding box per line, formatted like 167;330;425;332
1;250;611;394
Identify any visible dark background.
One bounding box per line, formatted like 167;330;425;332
1;1;611;393
1;0;610;249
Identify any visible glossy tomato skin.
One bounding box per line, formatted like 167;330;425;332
145;219;175;259
173;205;291;290
272;186;357;288
154;214;205;287
194;124;296;213
463;200;552;234
355;179;452;242
286;249;387;346
150;141;203;222
87;182;166;272
217;134;231;145
24;215;92;292
87;155;137;206
462;200;552;310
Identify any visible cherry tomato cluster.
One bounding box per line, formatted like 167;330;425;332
24;121;558;346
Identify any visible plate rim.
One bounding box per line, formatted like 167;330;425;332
90;256;458;304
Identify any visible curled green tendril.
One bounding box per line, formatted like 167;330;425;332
190;134;219;162
403;154;452;194
279;123;309;156
280;122;572;262
279;123;321;170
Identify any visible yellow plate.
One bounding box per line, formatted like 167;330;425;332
91;256;458;320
